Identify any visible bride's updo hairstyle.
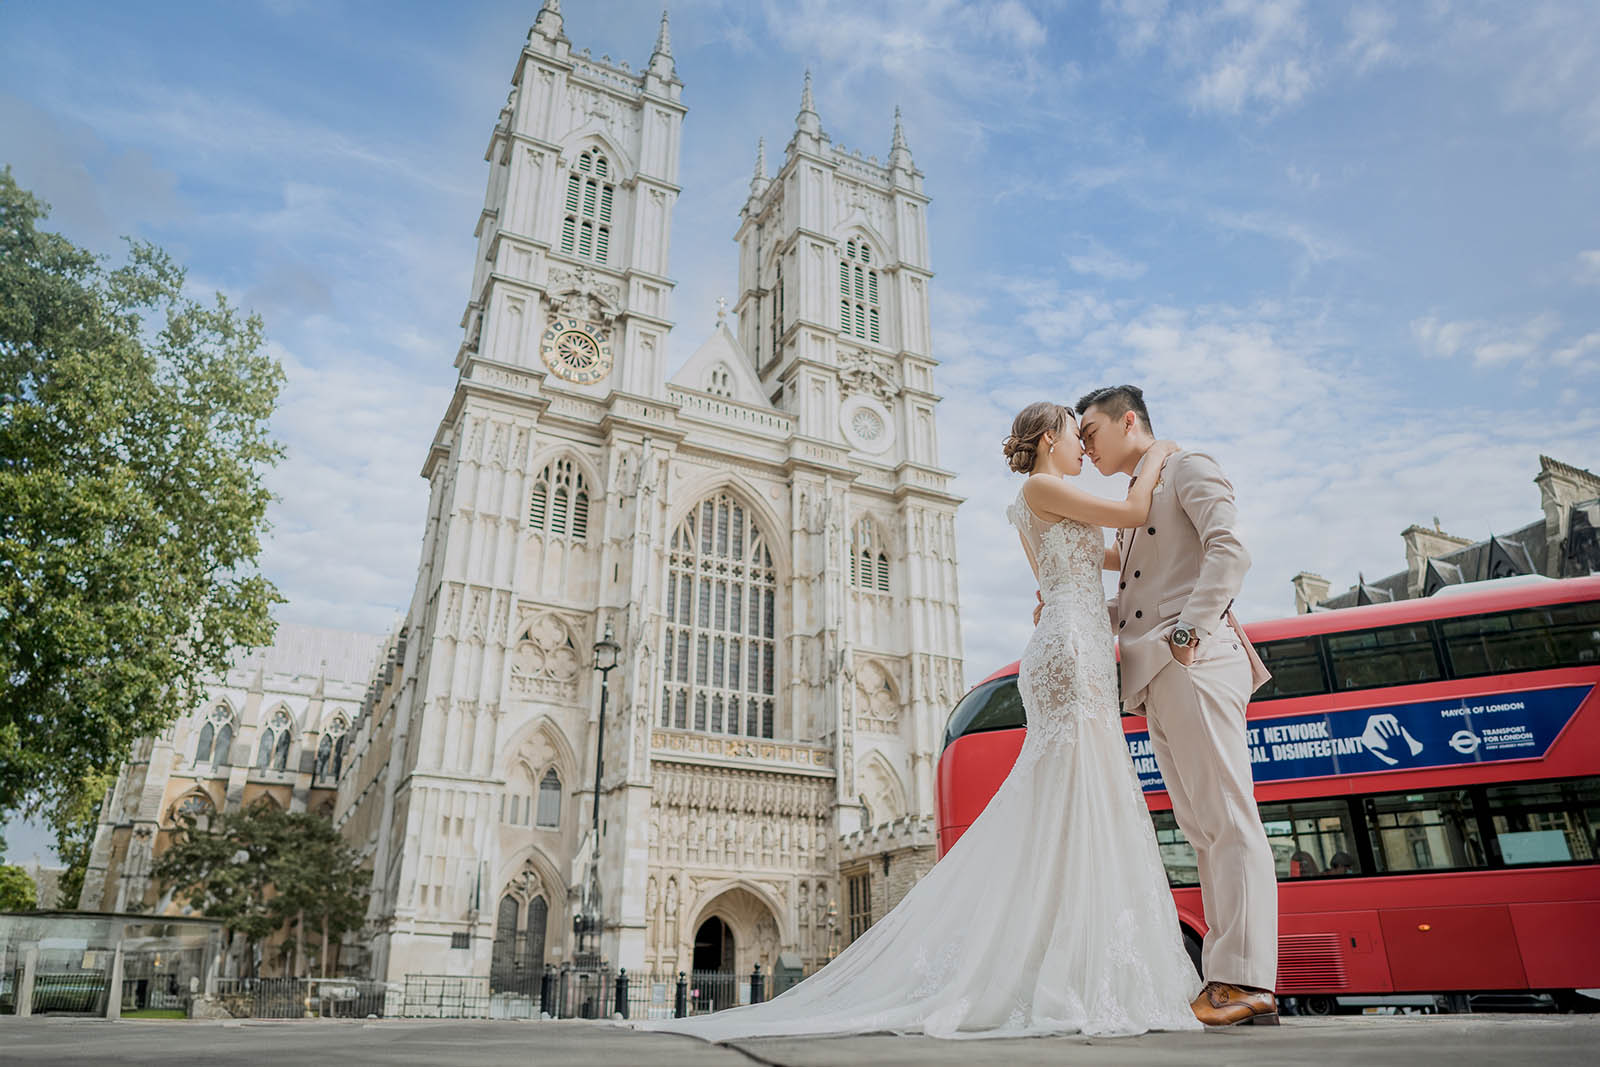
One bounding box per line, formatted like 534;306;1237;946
1002;402;1072;474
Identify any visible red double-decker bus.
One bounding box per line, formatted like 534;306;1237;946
937;575;1600;1014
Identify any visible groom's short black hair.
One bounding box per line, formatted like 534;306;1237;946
1076;385;1153;435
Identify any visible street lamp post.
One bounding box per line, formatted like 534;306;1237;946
584;621;621;958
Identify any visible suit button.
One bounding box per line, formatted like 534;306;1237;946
1133;570;1141;578
1119;581;1126;589
1118;621;1125;630
1135;610;1143;618
1148;527;1156;535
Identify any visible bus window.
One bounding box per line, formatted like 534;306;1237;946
1258;799;1362;879
1149;811;1198;887
1484;777;1600;866
1325;624;1442;690
1364;790;1488;872
1252;637;1327;700
1439;601;1600;677
941;677;1025;750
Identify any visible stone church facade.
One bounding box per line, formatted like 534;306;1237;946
78;624;384;927
337;3;963;986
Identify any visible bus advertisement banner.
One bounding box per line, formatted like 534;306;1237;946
1126;684;1592;792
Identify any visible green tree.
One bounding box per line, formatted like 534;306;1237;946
0;863;37;910
0;168;284;826
154;803;368;978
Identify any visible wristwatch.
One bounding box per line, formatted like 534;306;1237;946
1170;625;1199;648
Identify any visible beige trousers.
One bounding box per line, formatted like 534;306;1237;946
1144;642;1279;992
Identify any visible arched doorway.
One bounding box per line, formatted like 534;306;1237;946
691;917;736;1012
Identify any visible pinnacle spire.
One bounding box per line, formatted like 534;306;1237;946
795;69;822;139
888;104;914;170
649;8;677;80
654;9;672;57
749;137;771;199
532;0;563;39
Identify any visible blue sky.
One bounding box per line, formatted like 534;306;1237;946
3;2;1597;860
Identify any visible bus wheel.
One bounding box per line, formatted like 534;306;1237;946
1181;929;1203;979
1555;990;1600;1014
1300;995;1337;1017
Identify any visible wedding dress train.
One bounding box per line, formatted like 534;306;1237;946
637;492;1201;1040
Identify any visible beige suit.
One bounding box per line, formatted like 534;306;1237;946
1112;449;1277;993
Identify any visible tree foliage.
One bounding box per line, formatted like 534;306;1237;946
0;863;36;911
0;167;284;819
153;803;368;977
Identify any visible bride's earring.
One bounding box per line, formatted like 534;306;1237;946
1048;439;1056;455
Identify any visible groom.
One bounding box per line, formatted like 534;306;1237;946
1075;385;1279;1027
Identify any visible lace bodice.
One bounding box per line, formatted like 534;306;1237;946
1005;487;1121;756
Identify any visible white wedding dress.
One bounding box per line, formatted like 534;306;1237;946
637;492;1201;1041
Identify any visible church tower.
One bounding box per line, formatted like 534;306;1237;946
346;5;964;991
733;78;960;825
360;2;687;983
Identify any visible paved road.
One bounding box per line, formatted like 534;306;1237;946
1;1014;1596;1065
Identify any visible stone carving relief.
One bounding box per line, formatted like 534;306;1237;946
506;858;545;902
649;765;833;876
837;349;898;405
854;659;900;734
509;612;583;700
566;86;642;141
546;266;622;324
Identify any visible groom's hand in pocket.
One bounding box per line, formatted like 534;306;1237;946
1167;632;1197;667
1033;590;1043;626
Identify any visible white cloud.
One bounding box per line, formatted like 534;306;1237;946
1552;331;1600;371
1064;235;1148;281
1578;250;1600;286
1107;0;1320;116
1343;5;1399;73
1412;312;1562;368
260;341;452;635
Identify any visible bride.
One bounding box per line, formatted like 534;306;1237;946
637;401;1201;1041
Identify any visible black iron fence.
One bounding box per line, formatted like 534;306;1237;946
213;977;389;1019
395;964;801;1021
2;970;112;1015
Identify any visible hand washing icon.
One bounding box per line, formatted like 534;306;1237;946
1360;713;1424;766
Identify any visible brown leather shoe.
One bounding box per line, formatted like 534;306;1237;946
1191;981;1279;1027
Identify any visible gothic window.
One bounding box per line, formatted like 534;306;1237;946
661;493;778;739
838;239;881;345
490;880;550;993
256;709;293;772
769;259;784;364
559;148;614;265
528;457;590;541
490;896;520;991
847;871;873;943
706;364;733;398
194;705;236;767
502;764;536;827
850;518;891;594
173;792;215;832
315;714;349;782
536;769;562;828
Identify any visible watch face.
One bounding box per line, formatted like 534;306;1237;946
539;316;614;385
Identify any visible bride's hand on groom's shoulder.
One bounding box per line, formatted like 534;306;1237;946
1150;439;1182;471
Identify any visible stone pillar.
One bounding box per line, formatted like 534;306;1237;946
17;945;37;1018
1400;524;1473;597
1290;572;1331;614
105;942;125;1020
